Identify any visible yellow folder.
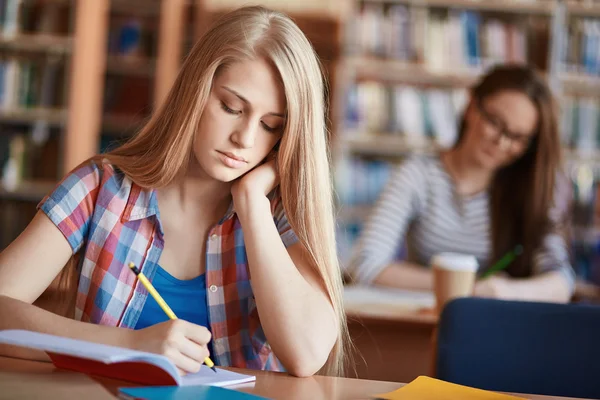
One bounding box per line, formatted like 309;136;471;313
376;376;526;400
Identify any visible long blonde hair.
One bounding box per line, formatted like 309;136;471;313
102;6;348;376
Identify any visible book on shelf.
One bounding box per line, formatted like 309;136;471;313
107;13;157;62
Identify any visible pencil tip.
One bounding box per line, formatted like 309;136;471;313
211;366;217;373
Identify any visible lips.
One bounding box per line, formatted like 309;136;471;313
217;151;248;169
220;151;247;163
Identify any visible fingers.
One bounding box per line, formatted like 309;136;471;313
181;320;212;346
179;336;210;363
168;349;202;375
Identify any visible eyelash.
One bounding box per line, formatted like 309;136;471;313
261;122;279;133
221;101;240;115
221;101;280;133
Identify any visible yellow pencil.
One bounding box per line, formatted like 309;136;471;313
128;262;217;373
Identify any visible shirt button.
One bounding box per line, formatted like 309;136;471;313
210;233;218;241
209;285;218;293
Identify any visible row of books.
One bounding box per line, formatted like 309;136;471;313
345;82;468;147
0;0;66;37
336;158;392;207
345;81;600;151
347;3;548;70
562;18;600;77
561;95;600;152
0;57;62;110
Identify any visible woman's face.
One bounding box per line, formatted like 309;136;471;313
461;90;539;171
192;57;286;182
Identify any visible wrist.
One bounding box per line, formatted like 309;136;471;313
496;276;518;300
233;189;270;216
119;327;139;351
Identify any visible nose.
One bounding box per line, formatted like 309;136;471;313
497;134;512;151
230;119;257;149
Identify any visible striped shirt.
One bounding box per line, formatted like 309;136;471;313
348;154;575;291
39;159;298;371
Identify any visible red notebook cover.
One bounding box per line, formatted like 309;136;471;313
48;352;178;386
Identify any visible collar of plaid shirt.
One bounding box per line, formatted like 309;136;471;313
43;162;285;371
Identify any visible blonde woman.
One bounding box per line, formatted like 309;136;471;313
0;6;347;377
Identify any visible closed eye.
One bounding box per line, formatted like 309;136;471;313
261;121;281;133
221;101;241;115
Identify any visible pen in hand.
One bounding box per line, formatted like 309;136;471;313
480;245;523;279
128;262;217;373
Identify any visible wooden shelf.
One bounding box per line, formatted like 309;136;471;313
0;180;56;202
110;0;162;16
0;107;68;125
105;55;155;77
561;73;600;96
566;0;600;17
0;34;72;55
110;0;193;16
361;0;555;14
23;0;71;3
343;133;440;157
348;57;480;87
564;148;600;167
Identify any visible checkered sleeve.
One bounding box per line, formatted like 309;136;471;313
270;190;299;248
37;161;102;254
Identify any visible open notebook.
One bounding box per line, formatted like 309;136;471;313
0;329;255;387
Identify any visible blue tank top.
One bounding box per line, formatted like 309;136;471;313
135;266;210;332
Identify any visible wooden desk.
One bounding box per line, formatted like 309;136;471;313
345;285;438;383
0;356;591;400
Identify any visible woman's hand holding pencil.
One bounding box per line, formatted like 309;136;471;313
128;263;217;375
473;245;523;299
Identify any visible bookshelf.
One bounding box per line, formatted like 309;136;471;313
0;0;75;248
0;0;194;249
333;0;600;276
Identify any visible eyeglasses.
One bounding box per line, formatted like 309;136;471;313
476;100;534;151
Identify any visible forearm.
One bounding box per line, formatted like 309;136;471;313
0;295;134;359
502;271;572;303
372;262;433;291
236;194;337;377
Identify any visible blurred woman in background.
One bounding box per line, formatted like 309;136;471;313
348;64;574;303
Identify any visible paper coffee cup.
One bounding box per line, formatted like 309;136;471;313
431;253;478;315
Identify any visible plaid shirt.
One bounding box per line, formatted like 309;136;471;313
39;160;298;371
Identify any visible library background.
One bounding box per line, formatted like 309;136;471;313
1;0;600;295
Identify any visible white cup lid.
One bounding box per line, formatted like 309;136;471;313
431;252;479;272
